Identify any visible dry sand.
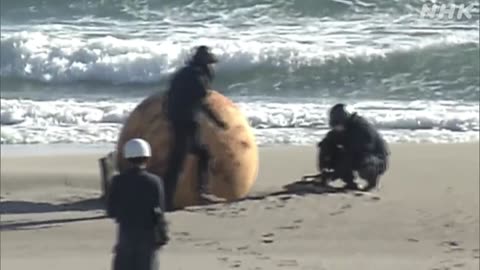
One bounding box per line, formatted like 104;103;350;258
1;143;479;270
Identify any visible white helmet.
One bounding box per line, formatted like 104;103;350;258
123;138;152;159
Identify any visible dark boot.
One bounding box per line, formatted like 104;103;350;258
357;166;379;191
341;173;359;190
313;170;333;187
362;176;378;191
194;145;226;204
357;155;383;191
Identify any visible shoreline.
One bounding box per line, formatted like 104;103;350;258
0;143;116;157
1;140;479;156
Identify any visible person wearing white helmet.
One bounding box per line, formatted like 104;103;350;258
107;138;168;270
316;103;390;191
123;138;152;160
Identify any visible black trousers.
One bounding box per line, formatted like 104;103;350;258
328;150;387;190
163;119;210;211
113;231;159;270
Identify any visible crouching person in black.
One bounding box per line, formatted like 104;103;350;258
317;104;390;191
107;138;169;270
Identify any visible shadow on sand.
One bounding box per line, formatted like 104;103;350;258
0;198;107;231
0;198;104;215
1;180;375;230
244;180;351;201
181;179;365;213
0;215;107;231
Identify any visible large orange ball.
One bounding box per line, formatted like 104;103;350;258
116;91;259;209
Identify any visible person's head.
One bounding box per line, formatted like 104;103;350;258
123;138;151;167
328;103;351;131
190;45;218;66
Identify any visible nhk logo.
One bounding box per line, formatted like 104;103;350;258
420;3;479;19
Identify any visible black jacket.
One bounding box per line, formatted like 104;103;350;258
167;64;210;110
166;63;225;128
107;167;168;246
343;113;389;160
320;113;389;164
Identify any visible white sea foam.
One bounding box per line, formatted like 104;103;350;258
1;26;477;84
1;98;478;145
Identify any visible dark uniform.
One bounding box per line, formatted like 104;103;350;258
107;167;168;270
163;46;226;211
319;104;390;191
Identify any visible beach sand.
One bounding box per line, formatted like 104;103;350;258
1;143;479;270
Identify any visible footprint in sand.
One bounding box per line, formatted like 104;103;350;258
440;241;465;253
277;259;298;267
441;240;460;247
276;218;303;230
330;203;352;216
217;247;234;252
217;257;241;268
433;261;467;270
246;251;262;256
276;224;300;230
230;260;242;268
352;191;381;201
257;255;270;260
261;233;275;244
194;240;219;247
407;238;420;243
236;245;249;251
264;196;293;209
217;257;229;262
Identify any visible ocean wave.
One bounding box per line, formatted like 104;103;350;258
1;0;478;146
1;31;478;100
1;98;478;144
